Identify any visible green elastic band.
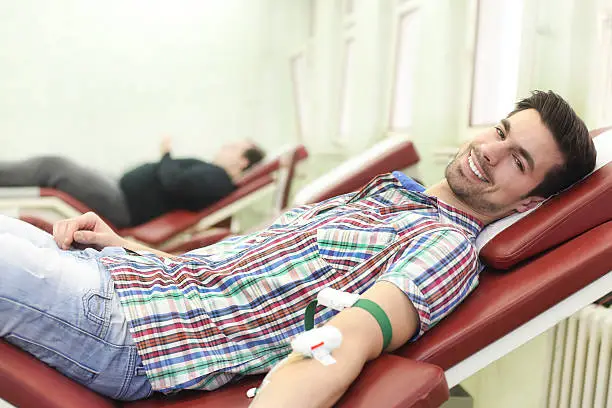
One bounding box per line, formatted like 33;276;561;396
304;300;318;331
354;299;393;351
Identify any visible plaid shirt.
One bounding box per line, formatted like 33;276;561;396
101;173;483;393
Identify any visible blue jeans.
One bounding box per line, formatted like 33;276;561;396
0;215;152;401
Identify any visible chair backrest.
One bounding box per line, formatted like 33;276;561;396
234;144;308;188
293;138;419;206
273;144;309;210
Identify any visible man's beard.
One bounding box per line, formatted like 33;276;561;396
444;148;506;214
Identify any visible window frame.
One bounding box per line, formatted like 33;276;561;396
467;0;525;128
385;0;421;136
289;50;310;142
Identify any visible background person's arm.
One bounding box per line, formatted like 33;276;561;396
250;281;419;408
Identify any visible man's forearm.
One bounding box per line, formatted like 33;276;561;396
250;352;364;407
250;282;419;407
250;308;379;408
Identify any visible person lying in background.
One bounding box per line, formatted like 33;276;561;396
0;137;265;228
0;91;596;407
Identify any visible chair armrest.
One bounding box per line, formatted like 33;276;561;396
1;338;447;408
337;354;449;408
125;355;448;408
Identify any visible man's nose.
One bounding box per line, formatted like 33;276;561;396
480;141;506;165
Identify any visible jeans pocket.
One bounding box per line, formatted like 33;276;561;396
83;290;112;326
6;333;100;384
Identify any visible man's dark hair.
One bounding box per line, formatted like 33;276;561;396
242;146;266;172
508;90;597;198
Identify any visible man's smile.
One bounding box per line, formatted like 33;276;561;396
467;150;490;183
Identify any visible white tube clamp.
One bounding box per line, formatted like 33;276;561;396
291;326;342;366
316;287;359;311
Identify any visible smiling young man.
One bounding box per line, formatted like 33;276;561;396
0;91;596;406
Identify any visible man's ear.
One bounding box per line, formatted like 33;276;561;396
238;156;250;172
515;196;546;213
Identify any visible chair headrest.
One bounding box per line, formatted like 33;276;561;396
477;128;612;269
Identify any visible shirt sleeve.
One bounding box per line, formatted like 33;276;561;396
377;228;481;340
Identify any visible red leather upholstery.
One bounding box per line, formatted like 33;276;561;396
0;338;116;408
334;355;449;408
398;221;611;370
480;162;612;269
0;341;448;408
276;144;305;209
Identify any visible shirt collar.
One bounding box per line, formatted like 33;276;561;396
435;199;483;240
392;171;483;240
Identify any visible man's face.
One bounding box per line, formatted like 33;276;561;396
445;109;565;217
216;140;252;171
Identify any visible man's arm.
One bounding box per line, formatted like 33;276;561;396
250;281;419;408
53;212;175;258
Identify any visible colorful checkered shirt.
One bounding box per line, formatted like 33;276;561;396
101;173;483;393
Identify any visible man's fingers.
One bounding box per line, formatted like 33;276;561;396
73;230;96;244
53;214;87;249
81;212;99;230
53;212;108;250
63;223;81;249
53;220;72;249
52;222;59;244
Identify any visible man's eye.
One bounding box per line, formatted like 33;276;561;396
495;127;506;140
514;155;524;172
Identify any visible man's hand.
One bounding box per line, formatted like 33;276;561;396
53;212;125;250
160;135;172;156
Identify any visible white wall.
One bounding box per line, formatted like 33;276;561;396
0;0;308;175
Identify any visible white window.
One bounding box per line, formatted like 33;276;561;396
290;53;310;141
389;9;420;132
470;0;524;126
339;39;356;140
